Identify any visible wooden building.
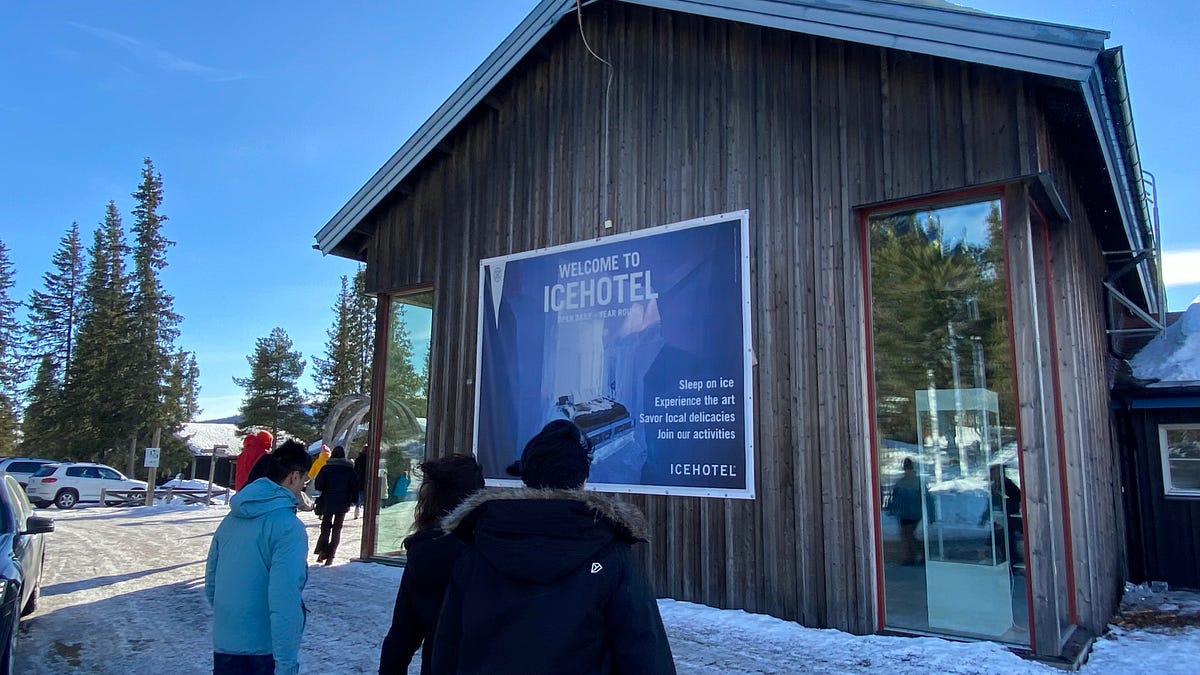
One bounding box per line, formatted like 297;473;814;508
1113;308;1200;591
315;0;1162;662
175;422;241;488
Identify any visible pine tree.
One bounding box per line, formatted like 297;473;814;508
0;242;24;453
312;268;375;431
25;222;85;380
20;355;64;456
63;203;136;465
182;352;201;421
312;275;361;428
127;158;183;448
420;343;431;399
157;350;201;470
235;327;314;443
351;268;376;394
384;304;424;416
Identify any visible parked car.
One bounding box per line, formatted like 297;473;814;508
0;474;53;672
24;463;147;510
0;458;56;490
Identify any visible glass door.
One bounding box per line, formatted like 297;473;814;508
868;197;1029;644
371;290;434;558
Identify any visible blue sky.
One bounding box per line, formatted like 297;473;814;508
1;1;1196;420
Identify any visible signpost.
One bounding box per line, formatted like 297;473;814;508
143;446;161;507
209;445;227;504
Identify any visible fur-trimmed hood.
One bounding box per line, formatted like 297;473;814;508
440;487;648;541
438;487;649;584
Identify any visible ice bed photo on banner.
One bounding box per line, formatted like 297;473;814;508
473;211;755;499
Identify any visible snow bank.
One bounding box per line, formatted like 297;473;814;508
16;508;1200;674
1130;303;1200;383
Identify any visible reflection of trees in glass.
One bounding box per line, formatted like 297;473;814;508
385;303;425;417
1167;428;1200;459
869;201;1014;457
379;297;431;493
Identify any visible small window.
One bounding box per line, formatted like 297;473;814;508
1160;425;1200;497
31;465;57;478
8;461;43;473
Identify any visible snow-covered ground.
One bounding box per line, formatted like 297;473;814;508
14;503;1200;674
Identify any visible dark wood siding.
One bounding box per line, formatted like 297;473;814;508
357;3;1099;638
1117;407;1200;590
1036;109;1128;633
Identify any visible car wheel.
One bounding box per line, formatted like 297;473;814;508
54;489;78;510
19;579;37;618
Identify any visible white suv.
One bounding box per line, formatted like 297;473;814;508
25;462;148;509
0;457;56;489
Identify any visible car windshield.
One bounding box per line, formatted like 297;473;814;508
31;465;57;477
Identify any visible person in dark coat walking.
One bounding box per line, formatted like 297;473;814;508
430;420;676;675
378;454;484;675
313;446;358;565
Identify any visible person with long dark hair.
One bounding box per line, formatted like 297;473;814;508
378;454;484;675
430;420;676;674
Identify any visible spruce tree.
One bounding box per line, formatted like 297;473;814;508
25;222;85;379
20;355;64;456
312;275;360;428
128;157;183;449
351;268;376;394
63;203;136;465
0;242;24;453
235;327;314;443
156;350;201;470
312;268;375;431
384;304;424;416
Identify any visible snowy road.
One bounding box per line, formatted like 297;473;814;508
13;503;1200;673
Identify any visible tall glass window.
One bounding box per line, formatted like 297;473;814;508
372;290;434;557
868;198;1029;644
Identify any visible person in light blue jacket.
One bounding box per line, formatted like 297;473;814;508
206;440;313;675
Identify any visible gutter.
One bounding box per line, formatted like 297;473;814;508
1084;47;1162;317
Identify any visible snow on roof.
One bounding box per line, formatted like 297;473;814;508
1130;302;1200;385
175;423;243;457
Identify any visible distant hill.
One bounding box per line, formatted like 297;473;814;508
198;415;242;425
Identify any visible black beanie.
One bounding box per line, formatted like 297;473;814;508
506;419;592;489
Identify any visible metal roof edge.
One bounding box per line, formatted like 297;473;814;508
315;0;1113;256
1081;55;1159;313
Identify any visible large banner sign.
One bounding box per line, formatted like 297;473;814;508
473;211;755;499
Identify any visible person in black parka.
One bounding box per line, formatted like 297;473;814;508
379;454;484;675
430;420;676;675
313;445;358;565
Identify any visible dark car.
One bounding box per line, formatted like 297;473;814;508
0;474;53;672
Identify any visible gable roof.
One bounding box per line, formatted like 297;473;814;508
175;423;242;458
315;0;1152;306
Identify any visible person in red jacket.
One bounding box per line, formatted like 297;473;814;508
234;430;274;492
